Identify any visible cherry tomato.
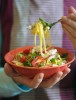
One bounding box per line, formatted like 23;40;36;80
32;56;44;67
23;49;30;54
20;56;26;62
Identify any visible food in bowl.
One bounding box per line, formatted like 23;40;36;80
12;45;68;68
4;46;75;79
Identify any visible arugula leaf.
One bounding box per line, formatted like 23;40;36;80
61;53;68;59
23;61;31;67
39;18;61;29
31;52;38;59
39;18;52;29
50;58;56;63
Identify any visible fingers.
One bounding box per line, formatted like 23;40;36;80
61;7;76;30
4;63;20;77
4;63;71;89
30;73;44;88
13;73;44;88
61;6;76;50
60;67;71;80
4;63;44;88
61;25;76;49
39;67;71;88
62;23;76;38
68;6;76;21
68;13;76;21
62;16;76;30
62;24;74;41
68;64;71;67
68;6;76;14
39;71;63;88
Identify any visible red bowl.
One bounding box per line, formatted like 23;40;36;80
4;46;75;79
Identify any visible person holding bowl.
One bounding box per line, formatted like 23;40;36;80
0;0;75;99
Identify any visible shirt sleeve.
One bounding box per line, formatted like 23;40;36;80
0;67;32;97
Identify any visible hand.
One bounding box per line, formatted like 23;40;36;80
61;6;76;50
4;63;70;88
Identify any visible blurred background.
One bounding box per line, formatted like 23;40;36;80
0;0;76;100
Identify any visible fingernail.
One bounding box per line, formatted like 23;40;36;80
57;71;63;77
68;64;71;67
5;63;8;66
38;73;44;79
62;16;67;22
67;68;71;73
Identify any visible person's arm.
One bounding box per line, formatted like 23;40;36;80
0;67;32;97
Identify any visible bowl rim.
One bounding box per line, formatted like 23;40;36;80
4;46;75;70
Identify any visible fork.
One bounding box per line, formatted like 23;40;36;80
39;18;62;29
27;18;62;30
49;19;62;29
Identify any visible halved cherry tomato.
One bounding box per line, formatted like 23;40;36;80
23;49;30;54
20;56;26;62
32;56;44;67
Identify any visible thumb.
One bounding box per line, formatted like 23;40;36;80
68;6;76;14
4;63;19;77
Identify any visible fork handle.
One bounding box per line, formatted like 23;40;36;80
49;19;62;28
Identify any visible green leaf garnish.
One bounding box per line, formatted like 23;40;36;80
61;53;68;59
39;18;61;29
23;61;31;67
39;18;51;29
50;58;56;63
